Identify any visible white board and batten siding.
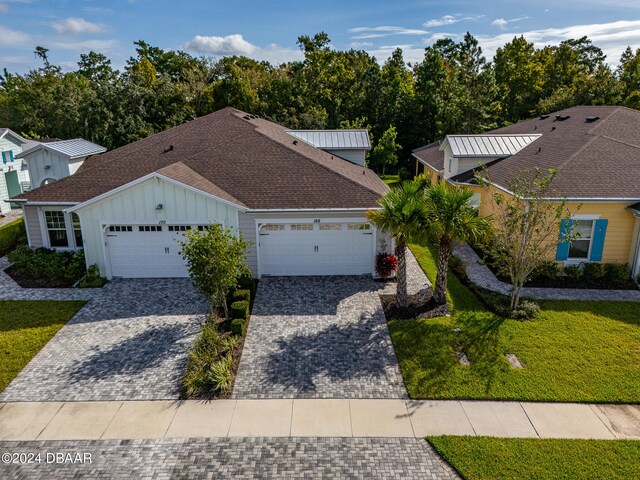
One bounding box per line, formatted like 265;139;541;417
24;149;72;188
75;176;240;278
0;135;28;215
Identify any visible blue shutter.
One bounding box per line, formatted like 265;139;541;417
9;150;14;162
590;219;608;262
1;151;7;165
556;219;572;261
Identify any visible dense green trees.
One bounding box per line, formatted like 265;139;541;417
0;32;636;174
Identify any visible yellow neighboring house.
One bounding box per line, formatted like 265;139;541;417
413;105;640;279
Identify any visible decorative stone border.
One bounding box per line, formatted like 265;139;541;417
453;244;640;302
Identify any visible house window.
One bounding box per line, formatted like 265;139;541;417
108;225;133;232
168;225;191;232
71;213;83;247
568;220;594;259
139;225;162;232
347;223;371;230
45;211;69;247
319;224;342;231
260;224;285;231
290;224;313;231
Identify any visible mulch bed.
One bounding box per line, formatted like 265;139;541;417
4;265;77;288
380;287;450;320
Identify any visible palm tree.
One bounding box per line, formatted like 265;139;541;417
367;177;429;307
424;182;491;305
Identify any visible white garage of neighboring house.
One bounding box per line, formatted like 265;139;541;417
12;107;391;279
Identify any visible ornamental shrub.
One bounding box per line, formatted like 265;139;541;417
230;318;246;336
230;300;249;320
232;289;251;302
375;252;398;279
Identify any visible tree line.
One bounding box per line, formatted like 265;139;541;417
1;32;639;176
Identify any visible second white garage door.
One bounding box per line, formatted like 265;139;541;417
258;221;374;276
105;224;196;278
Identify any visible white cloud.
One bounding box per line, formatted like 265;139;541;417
366;44;426;64
477;19;640;64
349;26;430;39
424;14;484;28
0;25;30;47
491;16;529;29
52;17;106;35
185;34;257;56
184;34;303;64
491;18;508;28
349;41;374;48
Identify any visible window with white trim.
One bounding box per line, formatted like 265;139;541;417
71;213;83;247
568;220;594;259
319;224;342;231
45;211;69;247
290;224;313;231
260;224;285;231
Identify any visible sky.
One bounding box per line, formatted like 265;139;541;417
1;0;640;73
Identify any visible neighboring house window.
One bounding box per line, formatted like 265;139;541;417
41;178;57;186
45;211;69;247
556;218;608;262
71;213;83;247
568;220;594;259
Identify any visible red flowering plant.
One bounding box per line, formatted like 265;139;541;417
375;252;398;279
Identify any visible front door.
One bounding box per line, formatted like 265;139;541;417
4;170;21;209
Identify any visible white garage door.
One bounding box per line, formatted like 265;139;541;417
106;224;199;278
259;221;374;276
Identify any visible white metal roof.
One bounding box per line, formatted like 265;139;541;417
286;130;371;150
441;134;541;157
0;128;27;144
17;138;106;159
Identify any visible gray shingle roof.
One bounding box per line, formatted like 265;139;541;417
287;130;371;149
15;108;388;209
17;139;106;160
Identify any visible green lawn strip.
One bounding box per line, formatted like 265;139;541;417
388;243;640;402
427;436;640;480
0;300;86;392
380;175;401;187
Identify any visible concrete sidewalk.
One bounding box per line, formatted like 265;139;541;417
1;399;638;441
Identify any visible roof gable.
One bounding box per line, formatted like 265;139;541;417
442;134;541;157
15;107;388;209
0;128;28;145
17;139;106;160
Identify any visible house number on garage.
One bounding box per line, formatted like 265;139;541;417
314;219;321;223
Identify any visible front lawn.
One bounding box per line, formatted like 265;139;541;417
427;436;640;480
380;174;401;187
0;300;86;392
388;243;640;402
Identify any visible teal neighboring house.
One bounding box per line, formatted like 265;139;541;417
0;128;31;215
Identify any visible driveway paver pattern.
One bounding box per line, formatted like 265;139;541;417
0;437;460;479
233;250;428;399
0;278;207;402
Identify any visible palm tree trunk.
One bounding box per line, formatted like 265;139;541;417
395;240;408;308
433;238;452;305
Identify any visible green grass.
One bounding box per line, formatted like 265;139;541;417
380;174;401;187
0;300;85;392
427;436;640;480
388;243;640;402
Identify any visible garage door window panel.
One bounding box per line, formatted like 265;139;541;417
45;211;69;247
319;224;342;231
290;224;313;231
139;225;163;232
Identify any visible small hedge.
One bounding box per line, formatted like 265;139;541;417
230;318;246;336
232;289;251;302
77;264;108;288
0;218;26;257
230;300;249;320
237;274;255;297
7;246;86;287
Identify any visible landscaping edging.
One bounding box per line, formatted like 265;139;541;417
453;244;640;302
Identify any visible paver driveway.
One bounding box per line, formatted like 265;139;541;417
0;279;207;402
233;261;427;399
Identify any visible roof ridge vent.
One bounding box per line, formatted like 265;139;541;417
539;114;549;120
585;116;600;123
555;114;571;121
